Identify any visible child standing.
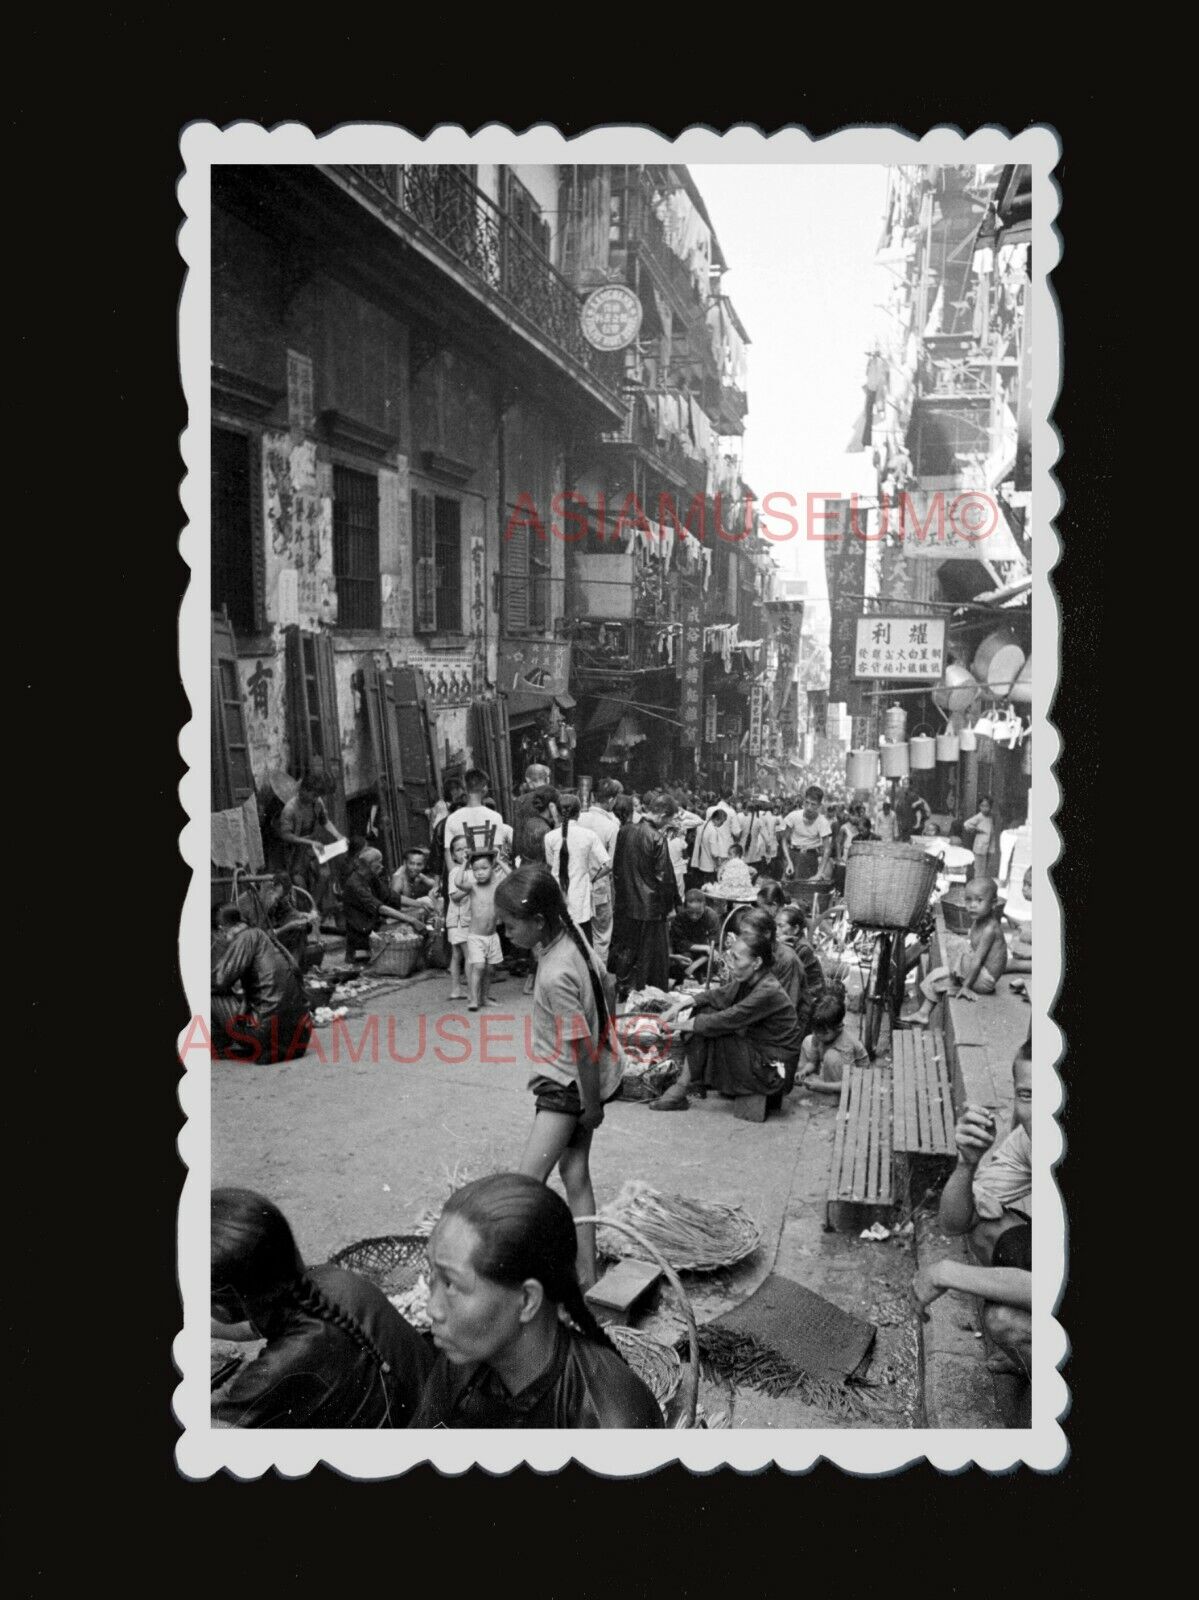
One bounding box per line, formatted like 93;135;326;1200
444;834;472;1000
964;796;996;879
909;876;1007;1026
797;991;869;1094
453;847;508;1011
495;863;624;1290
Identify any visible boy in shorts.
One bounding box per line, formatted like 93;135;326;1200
444;834;472;1000
456;847;508;1011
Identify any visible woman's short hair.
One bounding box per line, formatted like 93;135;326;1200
755;880;788;911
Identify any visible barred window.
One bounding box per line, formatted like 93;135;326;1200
333;465;381;629
413;490;462;633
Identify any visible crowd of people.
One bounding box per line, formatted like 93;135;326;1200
212;757;1033;1430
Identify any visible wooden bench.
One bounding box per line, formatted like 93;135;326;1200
826;1066;894;1231
892;1029;955;1156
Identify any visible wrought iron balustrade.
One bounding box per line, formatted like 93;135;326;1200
341;165;622;393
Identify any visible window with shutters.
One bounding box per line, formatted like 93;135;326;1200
212;427;264;635
332;465;382;629
501;524;549;634
504;171;551;260
412;490;462;633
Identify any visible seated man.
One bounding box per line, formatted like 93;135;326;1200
937;1036;1033;1379
668;887;721;982
389;846;440;929
239;872;321;970
211;904;312;1062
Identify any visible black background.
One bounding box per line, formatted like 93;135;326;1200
12;58;1110;1591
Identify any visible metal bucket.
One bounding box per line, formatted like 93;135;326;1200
846;748;879;789
880;740;910;779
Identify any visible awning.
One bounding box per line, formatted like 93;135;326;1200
583;695;631;736
502;687;577;726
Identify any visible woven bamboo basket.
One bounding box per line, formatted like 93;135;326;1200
329;1233;429;1295
367;930;422;978
610;1326;682;1413
844;841;938;931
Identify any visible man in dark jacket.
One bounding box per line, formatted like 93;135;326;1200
210;905;312;1062
609;790;680;993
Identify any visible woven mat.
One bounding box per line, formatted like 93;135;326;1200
694;1273;877;1414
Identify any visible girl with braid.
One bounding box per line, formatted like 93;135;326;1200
210;1188;433;1428
495;864;624;1290
542;793;609;947
413;1174;661;1427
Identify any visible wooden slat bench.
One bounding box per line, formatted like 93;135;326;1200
826;1066;894;1230
892;1029;955;1156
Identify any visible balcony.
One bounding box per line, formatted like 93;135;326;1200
599;392;709;496
612;177;709;322
331;165;625;416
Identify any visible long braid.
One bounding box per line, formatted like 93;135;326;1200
558;814;572;899
287;1274;394;1378
558;1275;623;1358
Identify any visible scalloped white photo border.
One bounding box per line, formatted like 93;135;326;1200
176;120;1065;1478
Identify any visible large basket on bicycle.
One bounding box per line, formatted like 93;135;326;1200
844;842;938;931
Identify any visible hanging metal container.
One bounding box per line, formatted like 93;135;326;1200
936;730;960;762
1022;731;1032;775
883;702;907;743
880;740;910;779
986;643;1027;700
1009;655;1032;706
972;628;1021;682
959;723;978;752
909;728;936;770
932;661;981;717
846;748;880;789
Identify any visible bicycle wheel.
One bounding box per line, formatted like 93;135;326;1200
863;931;890;1059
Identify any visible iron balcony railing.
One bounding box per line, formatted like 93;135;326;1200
341;166;622;397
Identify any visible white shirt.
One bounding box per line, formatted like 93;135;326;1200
577;804;620;854
444;804;505;866
692;807;738;869
783;809;832;853
743;810;781;865
543;824;609;924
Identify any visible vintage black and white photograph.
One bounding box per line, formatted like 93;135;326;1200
177;123;1063;1475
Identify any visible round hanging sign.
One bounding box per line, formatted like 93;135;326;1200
580;284;643;351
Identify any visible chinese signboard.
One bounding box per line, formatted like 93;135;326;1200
749;684;765;755
807;689;828;737
498;638;572;695
823;500;865;702
853;617;945;680
678;593;705;748
704;694;719;745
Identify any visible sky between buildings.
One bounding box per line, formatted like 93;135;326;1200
692;164;890;613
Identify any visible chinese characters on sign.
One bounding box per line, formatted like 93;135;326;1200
678;594;705;748
498;638;572;695
749;684;765;756
853;617;946;680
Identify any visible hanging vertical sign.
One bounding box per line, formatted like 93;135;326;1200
749;684;765;755
823;499;866;702
704;694;718;745
678;589;705;748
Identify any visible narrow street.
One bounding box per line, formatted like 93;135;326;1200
213;968;921;1428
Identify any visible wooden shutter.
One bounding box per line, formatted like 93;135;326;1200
503;522;530;631
435;496;462;632
284;625;347;828
212;614;254;811
389;665;437;847
362;659;406;872
412;490;437;633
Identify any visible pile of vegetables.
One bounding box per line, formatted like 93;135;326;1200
597;1180;761;1273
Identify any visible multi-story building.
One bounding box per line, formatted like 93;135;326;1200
824;164;1032;823
210;160;795;875
210;161;626;864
